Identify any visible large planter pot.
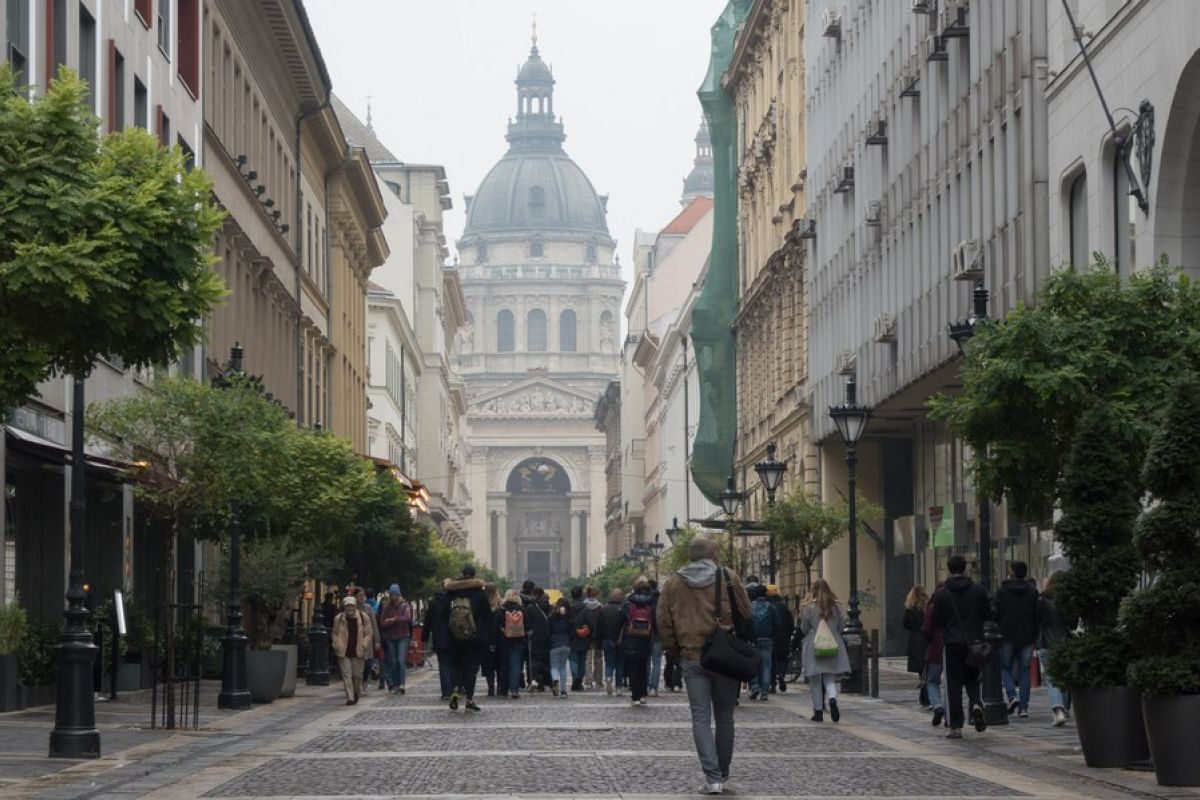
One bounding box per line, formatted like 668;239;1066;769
245;648;287;704
272;644;297;698
1142;694;1200;786
0;654;20;712
1073;686;1150;768
116;661;142;693
17;683;56;708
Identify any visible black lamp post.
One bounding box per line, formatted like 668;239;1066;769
665;517;682;547
215;344;251;710
717;475;744;565
828;374;871;693
946;284;1008;725
648;534;665;582
49;376;100;758
753;443;787;583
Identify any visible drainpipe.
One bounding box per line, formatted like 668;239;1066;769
295;97;332;425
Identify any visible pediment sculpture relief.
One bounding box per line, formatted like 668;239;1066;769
473;387;592;415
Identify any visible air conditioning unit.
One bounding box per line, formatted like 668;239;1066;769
822;9;842;38
952;239;983;280
924;34;949;63
865;118;888;145
865;200;883;225
794;216;817;240
940;0;969;37
910;0;932;12
833;165;855;194
837;350;857;376
874;313;897;343
900;68;920;98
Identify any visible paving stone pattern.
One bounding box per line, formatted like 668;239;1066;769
346;702;805;726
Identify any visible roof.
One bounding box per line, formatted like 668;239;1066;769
661;196;714;236
464;151;610;238
331;94;400;164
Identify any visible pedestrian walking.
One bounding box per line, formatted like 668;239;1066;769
481;583;502;696
567;586;594;692
425;589;453;699
930;554;992;739
331;596;373;705
648;579;664;696
598;588;626;696
921;581;947;727
902;585;929;707
548;597;573;697
377;584;413;694
1036;573;1071;727
584;585;604;689
441;565;490;712
748;584;775;701
621;576;656;705
798;579;850;722
994;561;1039;717
766;585;794;693
493;589;529;699
524;587;552;691
657;535;752;795
355;589;382;694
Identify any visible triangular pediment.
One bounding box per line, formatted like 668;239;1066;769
468;377;598;417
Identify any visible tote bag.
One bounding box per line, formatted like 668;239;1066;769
813;618;839;658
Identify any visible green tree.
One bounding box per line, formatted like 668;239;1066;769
0;66;224;416
763;487;853;589
659;526;700;575
208;534;312;650
929;262;1200;521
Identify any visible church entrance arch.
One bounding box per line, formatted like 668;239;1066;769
506;457;571;589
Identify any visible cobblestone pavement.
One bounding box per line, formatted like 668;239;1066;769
10;660;1200;799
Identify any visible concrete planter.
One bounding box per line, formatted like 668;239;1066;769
1073;686;1150;768
272;644;297;698
245;648;287;704
116;661;142;693
1142;694;1200;786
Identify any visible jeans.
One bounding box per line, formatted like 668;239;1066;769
445;644;482;700
569;649;587;689
808;672;838;710
550;646;571;692
337;655;364;701
682;660;739;783
383;637;409;689
602;639;624;686
650;639;663;689
772;648;789;688
754;638;774;694
926;661;944;712
1001;642;1033;711
1038;648;1066;711
505;645;524;693
944;643;983;730
589;646;603;686
627;654;649;700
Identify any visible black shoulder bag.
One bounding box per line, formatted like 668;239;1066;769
700;569;761;682
949;591;992;669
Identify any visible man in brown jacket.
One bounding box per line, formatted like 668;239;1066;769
332;596;374;705
657;535;752;795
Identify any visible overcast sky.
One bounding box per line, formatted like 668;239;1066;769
304;0;727;288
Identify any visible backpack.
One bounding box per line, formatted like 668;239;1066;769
448;596;477;642
573;605;593;638
752;600;774;638
503;608;526;639
813;617;839;658
626;602;653;639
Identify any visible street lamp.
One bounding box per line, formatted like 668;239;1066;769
754;442;788;583
216;343;251;710
717;475;744;565
946;284;1008;725
648;534;665;581
828;374;871;693
665;517;682;547
49;375;100;758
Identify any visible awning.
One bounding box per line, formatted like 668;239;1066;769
4;425;134;475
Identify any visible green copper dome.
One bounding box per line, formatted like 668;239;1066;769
463;40;610;240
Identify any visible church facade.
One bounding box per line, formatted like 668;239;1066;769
457;36;623;587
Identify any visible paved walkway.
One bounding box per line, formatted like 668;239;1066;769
2;660;1198;799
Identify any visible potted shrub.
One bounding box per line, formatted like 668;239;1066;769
1047;405;1148;768
17;620;59;707
0;601;27;711
1121;377;1200;786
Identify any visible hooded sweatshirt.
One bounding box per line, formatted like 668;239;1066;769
993;578;1039;647
931;574;991;646
656;559;752;661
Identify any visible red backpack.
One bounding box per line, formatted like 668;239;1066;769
626;602;653;639
503;608;526;639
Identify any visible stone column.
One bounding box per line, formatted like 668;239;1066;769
570;512;583;577
588;446;607;576
498;510;509;579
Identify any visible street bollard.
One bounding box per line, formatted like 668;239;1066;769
870;629;880;698
306;619;330;686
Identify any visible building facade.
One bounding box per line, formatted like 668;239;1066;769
459;36;623;587
804;0;1050;651
725;0;819;599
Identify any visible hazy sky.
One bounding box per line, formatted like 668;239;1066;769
304;0;727;288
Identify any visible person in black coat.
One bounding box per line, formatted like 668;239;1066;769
597;589;626;695
524;588;552;690
766;586;795;692
930;555;992;738
993;561;1039;717
1036;572;1071;726
440;565;491;711
902;585;930;706
425;590;452;699
567;586;594;692
620;578;656;704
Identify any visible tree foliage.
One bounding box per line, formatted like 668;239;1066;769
929;262;1200;521
762;486;882;588
208;534;311;650
0;66;225;416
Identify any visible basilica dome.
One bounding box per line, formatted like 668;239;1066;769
462;39;610;241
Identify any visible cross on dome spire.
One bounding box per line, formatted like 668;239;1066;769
531;12;538;50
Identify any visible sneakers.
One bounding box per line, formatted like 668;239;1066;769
931;708;945;727
399;686;405;695
639;697;647;705
748;689;760;700
631;698;639;706
344;698;357;706
758;693;768;703
1052;707;1067;727
810;710;823;722
778;682;787;693
449;691;460;711
946;728;963;739
699;782;723;795
551;681;560;697
971;704;988;733
829;698;840;722
1007;698;1020;715
650;688;658;697
465;700;481;712
1017;708;1028;719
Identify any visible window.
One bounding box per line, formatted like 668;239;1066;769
111;47;125;131
157;107;170;147
529;185;545;219
177;135;194;170
134;77;148;129
585;243;597;261
134;0;152;27
497;310;515;352
6;0;29;86
78;5;96;110
1068;171;1088;268
530;240;544;258
476;242;488;262
52;0;67;78
527;309;547;352
177;0;199;97
559;309;577;352
157;0;172;59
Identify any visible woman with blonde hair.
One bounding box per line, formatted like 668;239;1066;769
798;579;850;722
902;585;930;707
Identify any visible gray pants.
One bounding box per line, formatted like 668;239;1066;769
682;660;739;783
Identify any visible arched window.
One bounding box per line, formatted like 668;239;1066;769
559;309;577;352
527;309;547;352
497;309;515;352
1068;171;1088;268
476;241;488;263
529;185;546;219
585;243;597;262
